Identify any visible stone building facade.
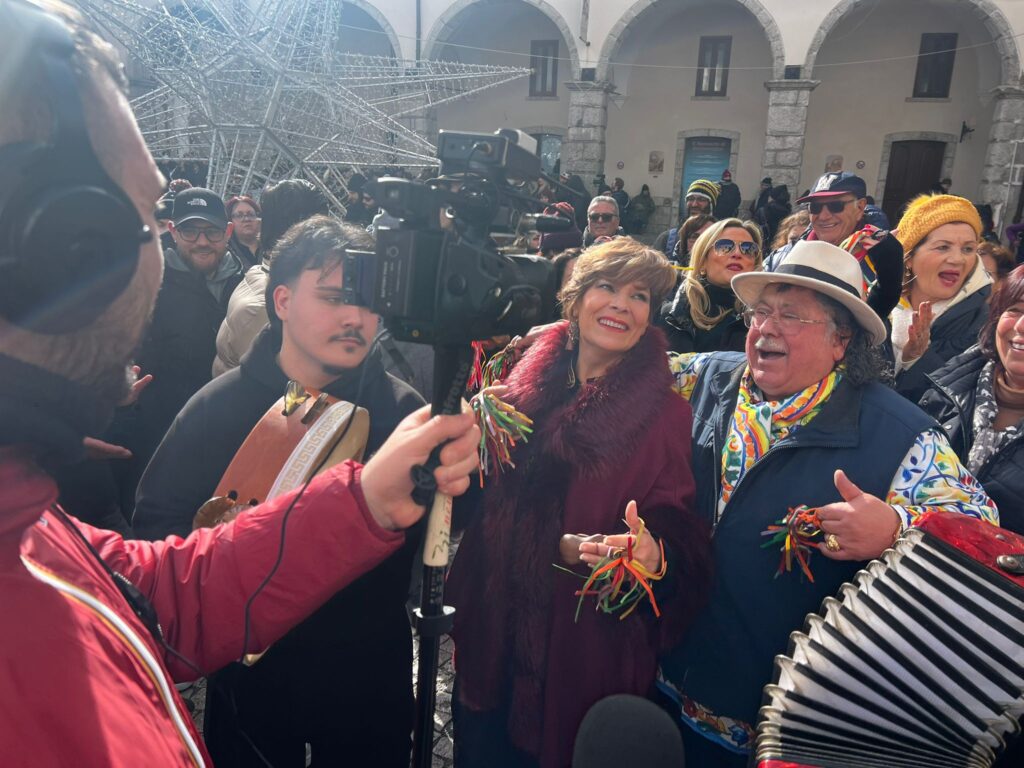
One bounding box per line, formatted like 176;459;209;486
131;0;1024;233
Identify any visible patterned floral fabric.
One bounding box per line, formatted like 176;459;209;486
656;670;756;754
718;368;840;517
888;428;998;528
967;360;1022;475
668;352;999;528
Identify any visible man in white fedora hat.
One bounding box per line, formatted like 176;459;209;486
656;240;998;766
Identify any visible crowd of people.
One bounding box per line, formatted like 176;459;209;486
3;2;1024;768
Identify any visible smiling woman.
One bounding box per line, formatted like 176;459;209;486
559;240;675;382
446;237;712;768
919;265;1024;535
658;217;764;354
891;194;992;402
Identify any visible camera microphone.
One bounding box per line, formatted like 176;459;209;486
522;213;574;233
572;695;685;768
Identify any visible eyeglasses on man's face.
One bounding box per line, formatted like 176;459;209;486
588;212;617;223
808;199;856;215
231;212;260;222
713;239;759;257
742;305;828;336
176;225;227;243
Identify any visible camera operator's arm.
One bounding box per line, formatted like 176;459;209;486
86;407;479;679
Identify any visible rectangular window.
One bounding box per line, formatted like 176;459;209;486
529;40;559;97
913;33;957;98
696;36;731;97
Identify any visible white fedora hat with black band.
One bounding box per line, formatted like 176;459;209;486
731;240;888;346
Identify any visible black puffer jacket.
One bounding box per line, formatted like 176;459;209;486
658;282;747;354
893;286;990;403
918;346;1024;534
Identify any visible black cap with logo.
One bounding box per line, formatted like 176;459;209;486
171;187;228;228
796;172;867;204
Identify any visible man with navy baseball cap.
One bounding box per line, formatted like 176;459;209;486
127;187;245;496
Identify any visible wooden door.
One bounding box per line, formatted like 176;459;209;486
882;140;946;226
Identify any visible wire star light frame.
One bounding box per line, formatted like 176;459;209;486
78;0;533;208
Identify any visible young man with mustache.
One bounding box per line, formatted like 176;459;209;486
133;215;425;766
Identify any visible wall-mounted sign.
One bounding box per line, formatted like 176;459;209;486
649;151;665;174
681;137;731;215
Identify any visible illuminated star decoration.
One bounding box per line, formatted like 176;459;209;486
78;0;531;207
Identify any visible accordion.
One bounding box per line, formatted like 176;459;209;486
756;512;1024;768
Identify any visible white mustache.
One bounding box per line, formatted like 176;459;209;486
755;339;786;354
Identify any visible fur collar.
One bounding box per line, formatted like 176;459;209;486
504;322;673;476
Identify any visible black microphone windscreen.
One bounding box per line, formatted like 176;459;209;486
525;214;574;233
572;694;685;768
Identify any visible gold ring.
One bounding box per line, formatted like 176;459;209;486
825;533;841;553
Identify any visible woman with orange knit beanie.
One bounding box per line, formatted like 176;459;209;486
891;194;993;401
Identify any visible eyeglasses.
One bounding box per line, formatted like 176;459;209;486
713;239;760;257
742;306;828;336
231;213;260;222
808;199;855;215
588;212;617;223
176;225;227;243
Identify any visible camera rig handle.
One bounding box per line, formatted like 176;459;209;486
411;342;475;768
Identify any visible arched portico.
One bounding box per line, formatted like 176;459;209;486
421;0;580;79
596;0;786;82
802;0;1024;215
340;0;401;60
803;0;1020;85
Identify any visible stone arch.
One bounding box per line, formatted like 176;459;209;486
340;0;402;61
597;0;786;82
421;0;580;79
804;0;1021;85
875;131;957;201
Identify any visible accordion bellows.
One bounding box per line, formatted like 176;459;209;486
757;513;1024;768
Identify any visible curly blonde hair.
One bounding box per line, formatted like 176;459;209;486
560;238;676;322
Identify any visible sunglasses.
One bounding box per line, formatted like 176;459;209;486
713;238;759;257
808;199;855;215
176;225;227;243
588;212;616;223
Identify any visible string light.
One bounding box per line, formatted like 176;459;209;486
334;19;1024;74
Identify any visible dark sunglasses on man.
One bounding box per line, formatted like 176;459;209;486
176;225;227;243
588;212;616;223
713;238;760;257
808;199;856;215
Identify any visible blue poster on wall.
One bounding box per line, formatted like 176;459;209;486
681;137;731;216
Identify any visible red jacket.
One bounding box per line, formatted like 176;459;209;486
0;450;402;767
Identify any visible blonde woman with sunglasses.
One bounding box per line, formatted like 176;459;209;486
659;218;763;353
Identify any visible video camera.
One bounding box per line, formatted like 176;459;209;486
343;129;564;345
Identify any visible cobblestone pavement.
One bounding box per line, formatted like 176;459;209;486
180;632;457;767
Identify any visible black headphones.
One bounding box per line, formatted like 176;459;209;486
0;0;151;334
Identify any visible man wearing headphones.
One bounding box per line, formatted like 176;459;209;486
0;2;480;763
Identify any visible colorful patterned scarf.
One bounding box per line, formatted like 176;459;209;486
718;368;841;517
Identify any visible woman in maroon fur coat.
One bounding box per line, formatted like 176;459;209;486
447;239;713;768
